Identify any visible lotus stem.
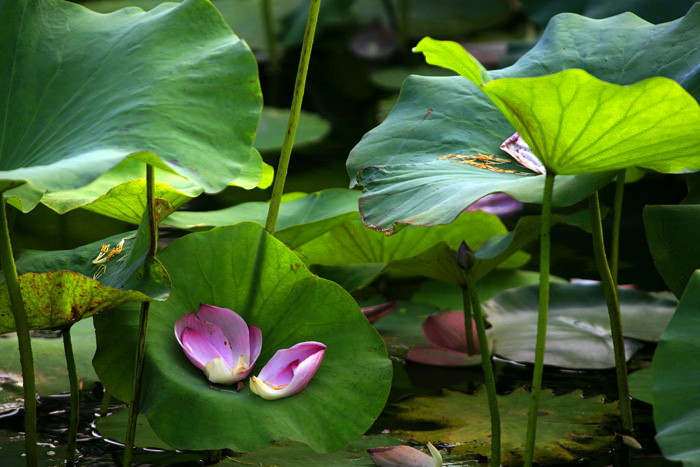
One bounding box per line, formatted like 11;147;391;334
610;169;626;284
265;0;322;235
460;286;476;355
260;0;279;73
0;196;38;467
524;172;555;467
62;325;80;466
464;278;500;467
123;165;158;466
588;191;633;433
99;388;111;416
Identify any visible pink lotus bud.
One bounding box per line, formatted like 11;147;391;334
174;304;262;385
250;342;326;400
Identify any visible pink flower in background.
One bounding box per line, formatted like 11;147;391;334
406;310;483;366
174;304;262;385
466;192;523;218
250;342;326;400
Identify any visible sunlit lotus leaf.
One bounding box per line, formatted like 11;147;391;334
485;283;677;369
93;223;391;452
164;188;360;248
414;37;700;175
391;387;617;464
653;270;700;465
0;200;173;333
644;204;700;298
297;211;530;289
347;7;700;231
0;0;262;197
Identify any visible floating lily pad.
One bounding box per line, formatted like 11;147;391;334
485;283;677;369
0;0;262;199
391;387;617;464
653;270;700;465
94;223;392;452
255;108;331;153
644;204;700;298
0;318;97;396
164;188;360;248
0;200;173;333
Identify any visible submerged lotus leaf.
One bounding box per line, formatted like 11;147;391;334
653;271;700;465
93;223;391;452
391;387;617;464
0;0;262;196
485;283;677;369
414;37;700;175
254;108;331;153
0;199;173;333
164;188;360;248
0;318;97;396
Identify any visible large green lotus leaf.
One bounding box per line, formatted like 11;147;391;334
297;211;530;288
348;74;614;232
522;0;696;31
83;0;305;52
628;367;653;405
498;5;700;97
414;38;700;175
0;0;262;196
164;188;360;248
644;204;700;298
0;318;97;396
255;108;331;153
391;387;617;464
0;200;173;333
347;7;700;231
653;270;700;466
485;283;677;369
93;223;391;452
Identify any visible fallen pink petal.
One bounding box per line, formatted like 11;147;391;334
174;304;262;385
465;193;523;218
368;443;442;467
406;311;484;367
250;341;326;400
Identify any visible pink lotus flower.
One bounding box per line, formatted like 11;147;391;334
250;342;326;400
174;304;262;385
406;310;483;366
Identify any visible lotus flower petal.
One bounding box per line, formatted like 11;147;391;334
174;304;260;384
250;341;326;400
422;310;479;353
406;345;482;367
368;445;436;467
466;193;523;217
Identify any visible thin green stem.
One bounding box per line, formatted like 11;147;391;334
524;172;555;467
610;169;626;284
264;0;322;235
123;165;157;466
464;279;500;467
63;326;80;466
460;286;476;355
0;196;38;467
589;191;633;433
99;388;111;416
260;0;279;73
